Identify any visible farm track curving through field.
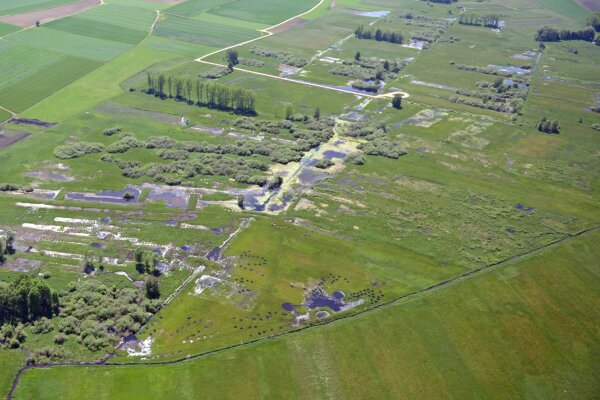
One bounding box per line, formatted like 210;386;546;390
7;223;600;400
193;0;409;100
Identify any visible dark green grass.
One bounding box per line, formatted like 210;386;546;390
0;55;101;112
154;14;261;48
45;17;148;45
13;230;600;399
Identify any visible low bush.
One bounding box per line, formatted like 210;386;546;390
54;142;104;159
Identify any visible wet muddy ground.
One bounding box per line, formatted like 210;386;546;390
0;132;29;149
67;187;140;204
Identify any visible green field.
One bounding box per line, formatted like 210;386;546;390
208;0;318;25
13;230;600;399
0;0;77;16
45;17;149;45
7;27;134;61
154;14;261;47
0;56;101;112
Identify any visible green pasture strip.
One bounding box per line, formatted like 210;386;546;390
45;16;148;45
0;56;101;112
7;26;133;61
154;14;261;48
208;0;319;26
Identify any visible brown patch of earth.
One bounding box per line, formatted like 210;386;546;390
0;132;29;149
576;0;600;11
268;18;309;34
0;0;101;28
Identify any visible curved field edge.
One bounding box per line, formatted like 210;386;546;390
12;230;600;400
0;350;25;400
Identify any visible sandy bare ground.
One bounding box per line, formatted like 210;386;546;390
0;0;101;28
268;18;309;34
576;0;600;11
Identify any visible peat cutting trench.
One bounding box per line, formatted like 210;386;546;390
7;223;600;399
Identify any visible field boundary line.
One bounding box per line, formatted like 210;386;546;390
0;104;17;122
8;223;600;400
0;0;104;32
195;0;325;62
0;0;84;18
193;0;410;100
197;59;409;99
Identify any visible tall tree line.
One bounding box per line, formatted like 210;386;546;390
355;25;403;44
458;14;501;29
535;26;595;42
146;73;257;115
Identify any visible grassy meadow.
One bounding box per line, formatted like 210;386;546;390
13;229;600;399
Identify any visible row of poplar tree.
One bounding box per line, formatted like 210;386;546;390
146;73;257;115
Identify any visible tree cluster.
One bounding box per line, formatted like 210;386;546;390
535;26;595;42
225;49;239;66
0;276;59;325
458;14;501;29
145;73;257;115
538;117;560;134
355;25;403;44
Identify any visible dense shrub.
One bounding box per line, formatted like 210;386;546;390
250;46;308;67
102;127;122;136
106;135;143;153
54;142;104;159
345;153;366;165
315;159;334;169
345;123;407;159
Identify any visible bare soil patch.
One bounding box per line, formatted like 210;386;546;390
576;0;600;11
0;132;29;149
0;0;101;28
269;18;309;34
